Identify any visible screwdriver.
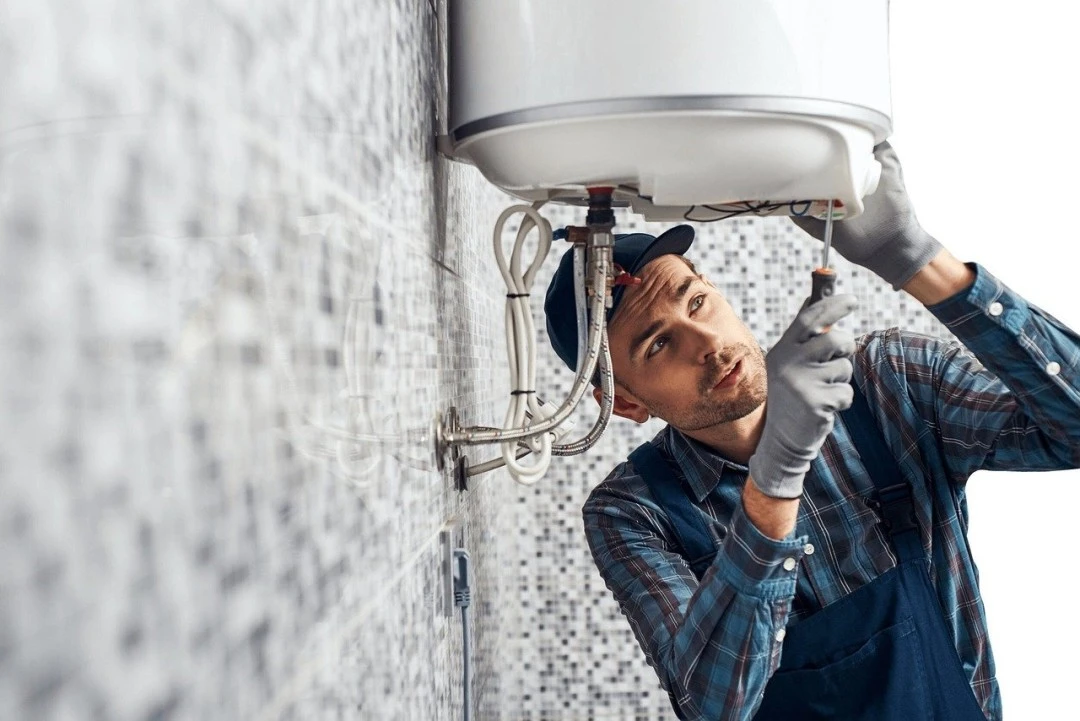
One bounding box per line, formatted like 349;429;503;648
809;199;837;305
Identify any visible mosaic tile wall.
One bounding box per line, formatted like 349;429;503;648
1;1;518;719
0;2;957;721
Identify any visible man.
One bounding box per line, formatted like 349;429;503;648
542;143;1080;720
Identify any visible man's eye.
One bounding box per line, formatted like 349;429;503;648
691;295;705;311
646;337;668;358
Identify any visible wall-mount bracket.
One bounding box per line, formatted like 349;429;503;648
434;406;460;472
435;406;471;490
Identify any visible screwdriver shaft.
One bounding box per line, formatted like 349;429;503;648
809;199;838;307
822;198;835;270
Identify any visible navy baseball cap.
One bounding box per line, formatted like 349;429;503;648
544;224;695;372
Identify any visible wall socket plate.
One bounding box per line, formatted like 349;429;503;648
439;520;465;618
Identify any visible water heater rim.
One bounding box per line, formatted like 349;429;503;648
450;95;891;146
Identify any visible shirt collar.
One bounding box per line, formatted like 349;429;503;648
661;425;749;502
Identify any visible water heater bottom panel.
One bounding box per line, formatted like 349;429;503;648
451;107;883;219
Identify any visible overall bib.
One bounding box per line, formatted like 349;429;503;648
628;385;988;720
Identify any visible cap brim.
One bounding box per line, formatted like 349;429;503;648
608;224;696;320
627;224;695;275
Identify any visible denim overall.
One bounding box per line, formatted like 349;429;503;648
629;384;987;720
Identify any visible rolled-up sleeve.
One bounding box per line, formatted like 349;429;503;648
584;485;807;721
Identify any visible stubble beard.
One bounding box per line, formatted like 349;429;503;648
644;343;768;432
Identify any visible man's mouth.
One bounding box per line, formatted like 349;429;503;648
711;358;743;391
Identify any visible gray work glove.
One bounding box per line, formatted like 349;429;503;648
748;294;857;499
791;141;943;291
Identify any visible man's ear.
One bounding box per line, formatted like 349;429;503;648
592;385;651;424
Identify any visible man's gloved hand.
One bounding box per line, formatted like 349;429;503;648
748;294;857;499
791;141;943;291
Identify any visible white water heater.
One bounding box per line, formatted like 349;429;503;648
445;0;892;220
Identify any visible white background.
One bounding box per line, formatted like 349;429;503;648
890;2;1080;716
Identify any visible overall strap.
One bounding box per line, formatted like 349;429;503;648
840;383;923;563
630;442;717;580
629;382;922;579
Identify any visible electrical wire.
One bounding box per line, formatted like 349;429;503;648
461;606;472;721
454;549;473;721
614;182;816;224
682;199;793;222
789;199;813;217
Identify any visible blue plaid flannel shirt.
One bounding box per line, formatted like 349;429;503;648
583;264;1080;721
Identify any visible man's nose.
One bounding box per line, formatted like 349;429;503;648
685;323;725;365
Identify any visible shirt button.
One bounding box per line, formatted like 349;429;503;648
776;628;787;642
804;543;815;556
1046;361;1062;376
782;557;797;571
988;301;1004;317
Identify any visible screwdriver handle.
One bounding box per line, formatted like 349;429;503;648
809;267;837;305
809;267;837;334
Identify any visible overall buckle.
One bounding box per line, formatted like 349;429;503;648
874;482;919;535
